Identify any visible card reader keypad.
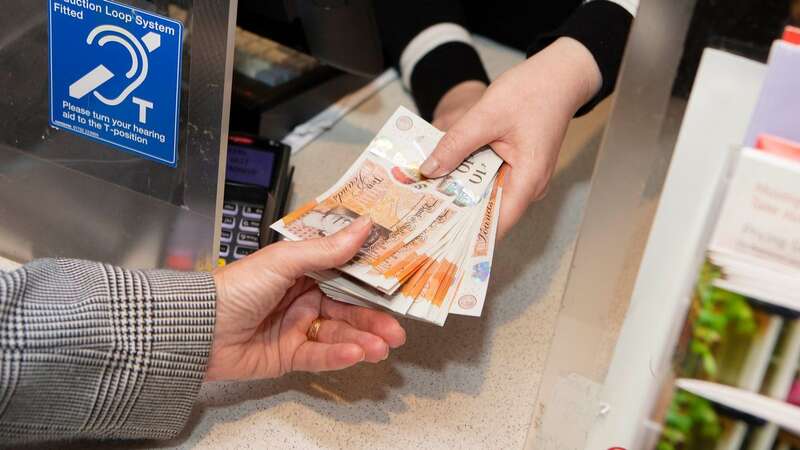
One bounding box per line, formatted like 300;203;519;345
220;201;263;264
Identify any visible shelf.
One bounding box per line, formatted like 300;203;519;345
676;378;800;434
764;320;800;399
713;279;800;315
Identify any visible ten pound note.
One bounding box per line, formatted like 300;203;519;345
272;106;504;325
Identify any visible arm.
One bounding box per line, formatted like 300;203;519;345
375;1;489;121
377;0;637;122
0;258;216;443
418;1;639;238
527;0;638;115
0;220;406;444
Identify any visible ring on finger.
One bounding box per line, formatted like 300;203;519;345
306;318;324;342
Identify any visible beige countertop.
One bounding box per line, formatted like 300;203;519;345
65;37;611;450
0;255;20;271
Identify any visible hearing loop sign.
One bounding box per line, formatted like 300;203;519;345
49;0;183;166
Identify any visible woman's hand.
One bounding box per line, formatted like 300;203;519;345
422;37;602;238
206;217;406;382
432;80;487;131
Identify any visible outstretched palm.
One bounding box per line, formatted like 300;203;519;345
205;218;406;382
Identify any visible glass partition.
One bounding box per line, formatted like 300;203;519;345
524;0;796;448
0;0;237;270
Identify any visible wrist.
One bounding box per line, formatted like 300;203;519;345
207;268;226;373
432;80;487;129
519;37;602;115
435;79;487;112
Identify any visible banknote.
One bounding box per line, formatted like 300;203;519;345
449;166;506;316
273;154;451;290
368;107;503;205
408;177;500;325
271;107;504;325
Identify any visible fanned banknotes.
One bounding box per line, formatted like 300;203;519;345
271;106;504;325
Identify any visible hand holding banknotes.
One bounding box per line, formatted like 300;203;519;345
422;37;603;238
206;218;406;382
272;107;505;324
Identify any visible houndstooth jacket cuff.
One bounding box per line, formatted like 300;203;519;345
0;258;216;444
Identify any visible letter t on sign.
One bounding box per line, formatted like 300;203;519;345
132;97;154;124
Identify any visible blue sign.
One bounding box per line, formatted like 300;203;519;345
49;0;183;166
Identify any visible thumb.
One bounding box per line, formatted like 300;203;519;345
269;215;373;279
421;108;496;178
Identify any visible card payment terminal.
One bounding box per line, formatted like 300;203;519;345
219;134;293;266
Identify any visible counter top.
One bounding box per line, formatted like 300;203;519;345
0;255;20;271
75;37;611;450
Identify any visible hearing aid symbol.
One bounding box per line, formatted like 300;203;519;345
68;25;160;124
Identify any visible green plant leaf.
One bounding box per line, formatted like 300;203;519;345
712;288;738;301
694;326;722;343
702;351;718;377
661;427;685;443
690;340;710;356
666;410;693;432
657;441;676;450
700;418;722;438
698;309;728;331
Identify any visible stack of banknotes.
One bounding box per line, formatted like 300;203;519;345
271;107;505;325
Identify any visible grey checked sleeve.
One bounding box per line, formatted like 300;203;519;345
0;258;216;444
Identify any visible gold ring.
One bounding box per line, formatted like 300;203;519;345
306;318;324;342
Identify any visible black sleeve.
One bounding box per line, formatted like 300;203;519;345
528;0;634;116
374;1;490;121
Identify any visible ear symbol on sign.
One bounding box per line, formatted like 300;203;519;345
85;25;150;106
68;26;162;123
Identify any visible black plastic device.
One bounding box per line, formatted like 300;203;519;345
219;134;293;265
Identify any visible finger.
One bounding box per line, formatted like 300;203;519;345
279;283;326;330
321;297;406;348
420;107;498;178
432;114;454;132
315;320;389;363
291;341;365;373
497;163;544;240
266;216;372;280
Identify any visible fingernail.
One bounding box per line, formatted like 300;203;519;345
420;158;440;178
347;215;372;233
382;348;390;361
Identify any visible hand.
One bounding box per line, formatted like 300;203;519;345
206;217;406;382
421;37;602;238
432;80;487;131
